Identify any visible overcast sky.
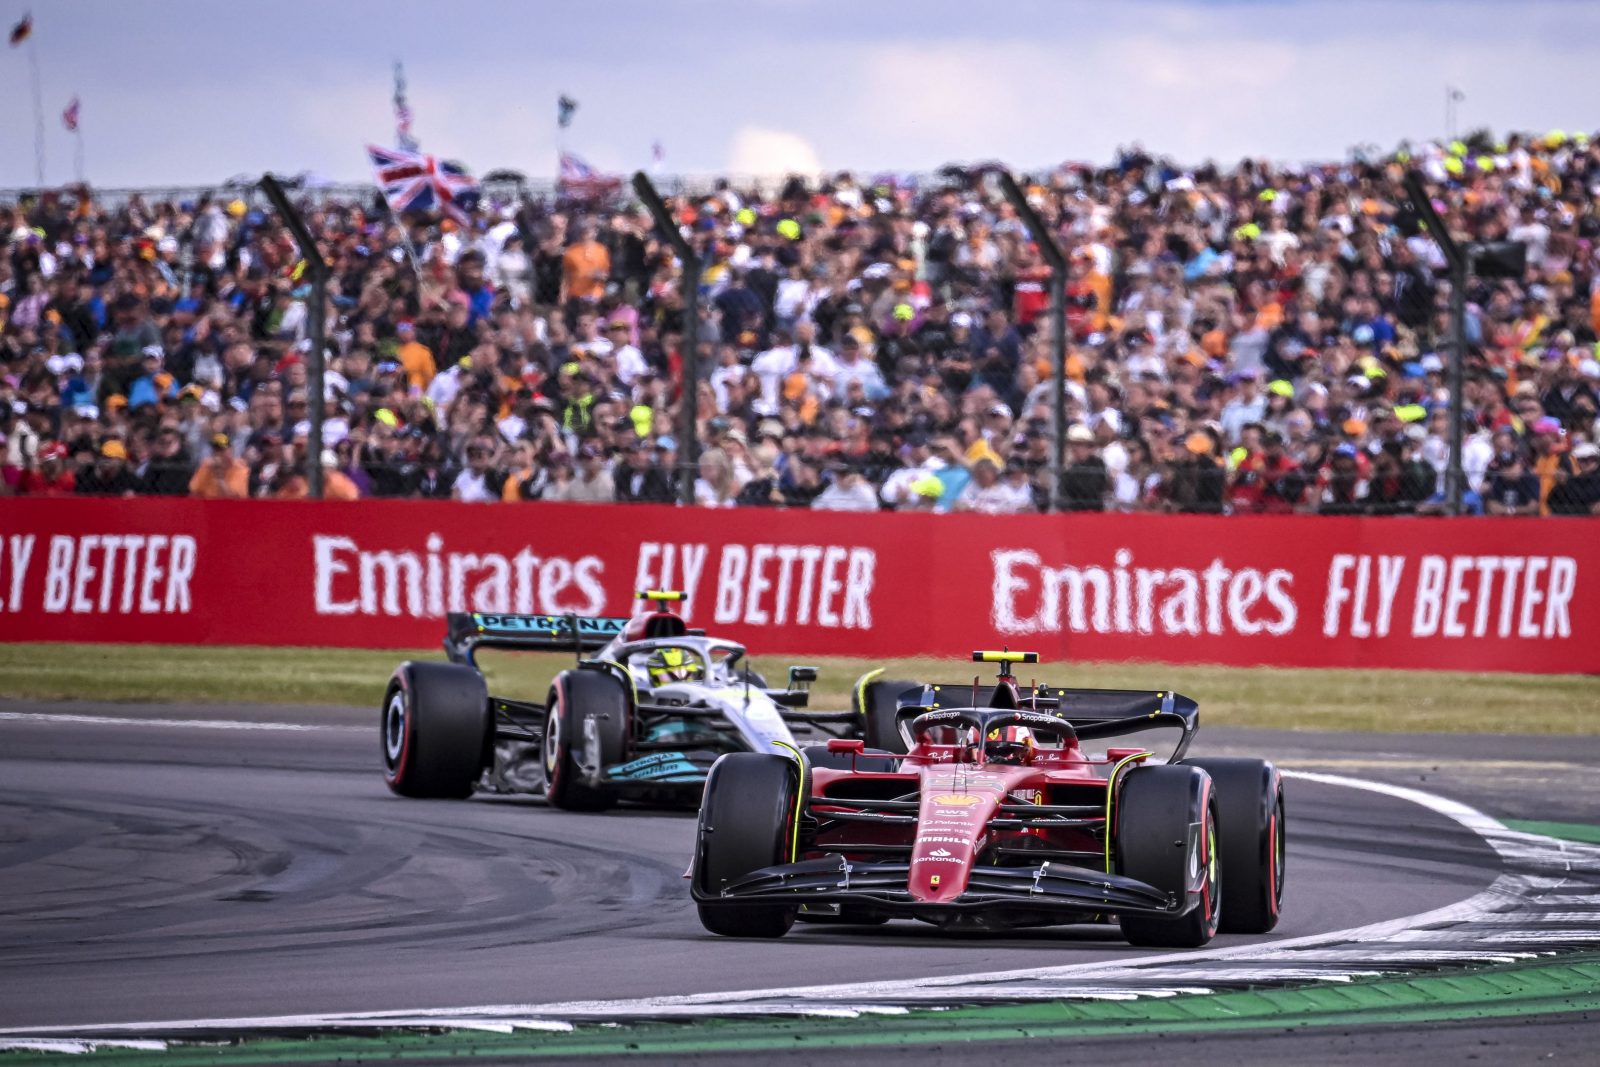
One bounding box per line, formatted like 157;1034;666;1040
1;1;1597;189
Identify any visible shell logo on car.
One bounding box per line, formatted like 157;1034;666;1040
931;794;982;806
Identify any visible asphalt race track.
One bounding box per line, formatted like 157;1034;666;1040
1;700;1596;1061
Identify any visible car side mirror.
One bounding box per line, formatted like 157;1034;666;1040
788;665;818;689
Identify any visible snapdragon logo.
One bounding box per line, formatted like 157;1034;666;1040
312;534;605;618
991;548;1297;638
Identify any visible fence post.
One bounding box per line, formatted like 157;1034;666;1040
632;171;702;505
259;174;330;499
999;171;1068;512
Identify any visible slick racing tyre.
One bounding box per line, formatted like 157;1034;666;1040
543;669;631;812
1183;757;1285;933
853;672;918;754
382;661;490;799
695;753;801;938
1115;764;1220;948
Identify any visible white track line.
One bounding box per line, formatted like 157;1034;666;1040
0;711;362;732
9;769;1595;1044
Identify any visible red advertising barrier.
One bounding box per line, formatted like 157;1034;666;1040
0;498;1595;674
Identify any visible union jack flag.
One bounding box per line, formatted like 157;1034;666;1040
367;144;479;222
558;151;621;199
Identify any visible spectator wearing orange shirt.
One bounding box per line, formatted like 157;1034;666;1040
189;434;250;499
561;220;611;312
272;451;361;500
1529;417;1576;515
393;320;436;392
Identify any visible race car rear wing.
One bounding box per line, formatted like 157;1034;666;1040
895;684;1200;761
443;611;630;666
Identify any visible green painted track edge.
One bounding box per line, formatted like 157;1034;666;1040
7;956;1599;1064
1503;818;1600;845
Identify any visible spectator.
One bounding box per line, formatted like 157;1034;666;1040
953;457;1018;513
614;438;675;503
452;436;505;502
1549;442;1600;514
553;444;614;503
1059;425;1108;511
811;462;879;511
189;433;249;498
1528;417;1576;515
138;426;195;495
393;321;436;393
76;440;140;496
16;441;75;495
0;131;1594;518
693;447;738;508
1310;443;1368;515
1486;449;1542;516
1166;432;1227;513
318;450;362;501
1229;429;1302;514
561;219;610;311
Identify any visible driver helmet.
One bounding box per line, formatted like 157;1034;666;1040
984;725;1035;764
645;646;703;685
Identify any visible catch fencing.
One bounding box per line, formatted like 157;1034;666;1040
1;499;1595;674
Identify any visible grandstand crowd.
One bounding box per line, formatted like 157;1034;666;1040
3;130;1600;516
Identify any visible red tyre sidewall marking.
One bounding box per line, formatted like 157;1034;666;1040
1200;780;1216;927
386;673;413;788
1267;774;1283;917
545;679;566;797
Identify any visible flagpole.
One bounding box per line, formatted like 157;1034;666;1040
73;126;82;184
27;34;44;185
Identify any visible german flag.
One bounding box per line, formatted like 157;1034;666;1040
8;13;31;47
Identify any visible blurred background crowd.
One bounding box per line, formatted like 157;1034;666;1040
4;130;1600;516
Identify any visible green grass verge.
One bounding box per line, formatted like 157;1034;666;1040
6;956;1599;1063
0;642;1596;735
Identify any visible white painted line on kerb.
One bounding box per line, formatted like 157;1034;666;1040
0;711;363;733
8;769;1586;1042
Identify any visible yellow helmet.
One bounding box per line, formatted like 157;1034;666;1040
646;646;702;685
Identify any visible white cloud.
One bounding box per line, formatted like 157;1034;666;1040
3;1;1599;187
726;127;823;176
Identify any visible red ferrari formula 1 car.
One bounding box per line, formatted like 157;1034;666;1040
691;651;1285;947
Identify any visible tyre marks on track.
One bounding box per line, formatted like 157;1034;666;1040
4;772;1598;1044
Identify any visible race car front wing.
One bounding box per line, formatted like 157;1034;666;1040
696;855;1181;917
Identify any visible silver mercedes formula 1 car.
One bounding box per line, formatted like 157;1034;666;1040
380;591;861;810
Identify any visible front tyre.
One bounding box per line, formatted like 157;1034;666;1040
695;753;801;938
1183;757;1285;933
382;661;490;799
543;669;630;812
1115;764;1220;948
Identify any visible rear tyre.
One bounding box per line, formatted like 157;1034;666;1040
1115;764;1220;948
543;669;630;812
854;674;917;753
695;753;801;938
1183;757;1285;933
382;661;490;799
